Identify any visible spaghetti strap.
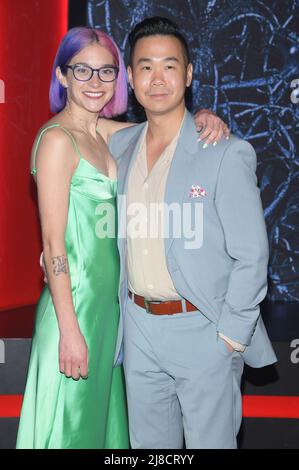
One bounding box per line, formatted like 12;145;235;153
31;123;83;175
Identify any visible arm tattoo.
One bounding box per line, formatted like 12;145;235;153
52;255;69;276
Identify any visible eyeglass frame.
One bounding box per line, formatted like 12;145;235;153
64;64;119;82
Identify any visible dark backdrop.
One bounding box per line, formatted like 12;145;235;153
84;0;299;302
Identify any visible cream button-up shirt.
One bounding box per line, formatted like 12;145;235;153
126;122;181;300
125;120;245;352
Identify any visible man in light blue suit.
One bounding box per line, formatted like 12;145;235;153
109;17;277;449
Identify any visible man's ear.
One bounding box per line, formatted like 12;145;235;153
56;66;68;88
127;65;134;89
186;63;193;88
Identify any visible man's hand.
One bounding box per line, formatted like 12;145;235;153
222;338;234;353
194;109;230;146
40;251;48;283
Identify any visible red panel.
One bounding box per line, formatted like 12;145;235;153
0;395;23;418
1;394;299;419
0;0;68;311
242;395;299;419
0;305;35;338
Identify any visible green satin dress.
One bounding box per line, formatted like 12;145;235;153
16;124;129;449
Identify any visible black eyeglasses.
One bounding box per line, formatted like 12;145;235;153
65;64;119;82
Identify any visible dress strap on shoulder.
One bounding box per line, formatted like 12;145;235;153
31;123;82;175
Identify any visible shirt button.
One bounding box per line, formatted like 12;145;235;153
143;249;148;255
147;284;154;290
144;182;149;189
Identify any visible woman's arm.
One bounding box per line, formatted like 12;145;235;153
194;109;230;145
98;109;230;145
34;128;88;380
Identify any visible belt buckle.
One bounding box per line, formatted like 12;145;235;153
144;299;151;313
144;298;163;314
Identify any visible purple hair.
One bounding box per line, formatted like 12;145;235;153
49;27;127;117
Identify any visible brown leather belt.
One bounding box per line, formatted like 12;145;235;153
128;291;198;315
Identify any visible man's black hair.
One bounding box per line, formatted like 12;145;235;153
128;16;190;65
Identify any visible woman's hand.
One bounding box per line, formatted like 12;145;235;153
194;109;230;146
59;326;89;380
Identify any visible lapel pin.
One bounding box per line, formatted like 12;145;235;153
189;185;207;198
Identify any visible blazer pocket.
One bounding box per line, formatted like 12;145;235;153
216;335;234;358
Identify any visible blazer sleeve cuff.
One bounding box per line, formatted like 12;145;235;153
217;302;260;346
218;333;246;352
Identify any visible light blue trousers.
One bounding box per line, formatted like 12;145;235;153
123;297;244;449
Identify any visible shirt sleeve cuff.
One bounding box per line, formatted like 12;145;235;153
218;332;246;352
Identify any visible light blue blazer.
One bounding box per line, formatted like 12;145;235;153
109;110;277;368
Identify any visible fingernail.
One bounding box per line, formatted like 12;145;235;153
203;143;208;149
197;137;201;141
213;141;217;146
226;136;230;140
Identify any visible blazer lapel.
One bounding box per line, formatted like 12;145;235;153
164;110;204;255
117;123;147;197
116;123;147;257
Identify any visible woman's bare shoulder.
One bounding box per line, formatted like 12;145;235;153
30;119;78;174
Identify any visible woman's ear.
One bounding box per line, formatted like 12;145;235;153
56;66;68;89
127;66;134;89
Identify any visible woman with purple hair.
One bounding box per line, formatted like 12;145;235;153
16;26;228;449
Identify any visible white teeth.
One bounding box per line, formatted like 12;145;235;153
84;92;103;97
